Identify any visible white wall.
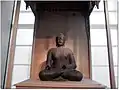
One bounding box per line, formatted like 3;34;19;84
11;0;34;88
90;0;118;88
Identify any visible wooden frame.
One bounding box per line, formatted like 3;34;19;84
3;0;116;89
5;1;21;89
5;0;105;88
103;0;116;88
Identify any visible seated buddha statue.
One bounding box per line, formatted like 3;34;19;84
39;33;83;81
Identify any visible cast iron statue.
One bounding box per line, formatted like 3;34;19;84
39;33;83;81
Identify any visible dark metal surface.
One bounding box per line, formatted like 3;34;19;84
39;33;83;81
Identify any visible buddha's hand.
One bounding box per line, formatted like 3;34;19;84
62;65;66;70
45;65;51;70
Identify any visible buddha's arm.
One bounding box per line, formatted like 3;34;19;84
45;49;53;70
66;53;77;69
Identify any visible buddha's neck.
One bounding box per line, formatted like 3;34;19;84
57;46;64;48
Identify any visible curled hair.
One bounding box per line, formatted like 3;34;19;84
56;33;65;41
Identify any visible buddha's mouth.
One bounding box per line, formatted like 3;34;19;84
59;42;63;44
58;43;64;45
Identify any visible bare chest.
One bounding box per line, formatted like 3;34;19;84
52;48;70;59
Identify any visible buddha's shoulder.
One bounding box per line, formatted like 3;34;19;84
64;48;73;53
48;48;56;52
48;47;73;53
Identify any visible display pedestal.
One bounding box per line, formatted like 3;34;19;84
15;79;106;89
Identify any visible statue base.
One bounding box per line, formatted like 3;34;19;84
15;78;106;89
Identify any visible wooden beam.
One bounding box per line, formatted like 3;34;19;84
103;0;116;89
5;1;21;89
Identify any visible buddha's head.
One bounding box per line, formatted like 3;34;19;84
56;33;66;47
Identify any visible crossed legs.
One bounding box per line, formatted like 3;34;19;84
39;69;83;81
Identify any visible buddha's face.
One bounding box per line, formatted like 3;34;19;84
56;33;65;47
